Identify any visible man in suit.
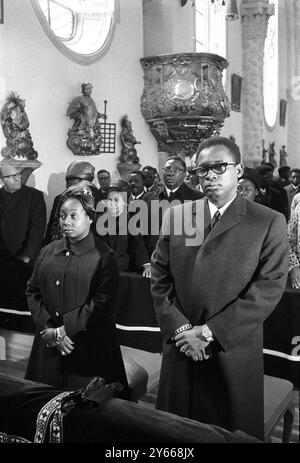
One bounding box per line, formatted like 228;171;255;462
274;165;291;188
0;160;46;264
141;166;162;194
96;169;111;202
151;137;288;440
127;170;146;201
145;156;204;255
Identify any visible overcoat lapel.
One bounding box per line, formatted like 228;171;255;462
202;195;246;246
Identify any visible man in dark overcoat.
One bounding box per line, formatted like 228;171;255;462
151;136;289;440
0;160;46;263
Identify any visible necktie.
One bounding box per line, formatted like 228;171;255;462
211;210;221;230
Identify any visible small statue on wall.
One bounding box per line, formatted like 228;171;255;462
0;92;38;160
66;82;107;156
261;139;268;165
279;145;288;167
118;115;141;165
268;141;277;169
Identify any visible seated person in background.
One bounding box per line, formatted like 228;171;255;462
255;164;288;221
237;167;261;202
95;169;111;203
287;202;300;289
0;159;46;264
44;160;97;244
96;181;151;278
25;183;130;396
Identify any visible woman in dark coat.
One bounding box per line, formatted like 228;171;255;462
25;184;129;397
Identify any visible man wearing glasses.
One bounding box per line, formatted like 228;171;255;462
96;169;111;202
145;156;203;255
151;136;288;440
0;159;46;264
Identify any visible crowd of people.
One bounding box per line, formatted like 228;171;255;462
0;135;298;440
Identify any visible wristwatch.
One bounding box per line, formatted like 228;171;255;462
201;325;214;343
55;327;64;345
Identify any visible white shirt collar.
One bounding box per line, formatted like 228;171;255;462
165;186;180;197
208;194;237;220
131;191;145;200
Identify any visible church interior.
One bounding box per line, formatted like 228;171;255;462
0;0;299;445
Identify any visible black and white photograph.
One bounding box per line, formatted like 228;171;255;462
0;0;299;450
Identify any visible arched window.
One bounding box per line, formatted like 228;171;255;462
263;0;278;129
194;0;227;58
31;0;118;65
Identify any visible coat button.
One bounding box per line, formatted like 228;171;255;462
55;312;59;317
65;251;70;256
55;280;60;286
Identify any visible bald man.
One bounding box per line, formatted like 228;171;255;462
0;160;46;264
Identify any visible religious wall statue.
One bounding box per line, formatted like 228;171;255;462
279;145;288;167
66;82;107;156
118;115;141;165
268;141;277;169
261;139;268;165
0;92;38;160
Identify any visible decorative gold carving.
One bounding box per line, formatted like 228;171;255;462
140;53;230;158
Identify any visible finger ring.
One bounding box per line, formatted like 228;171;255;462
180;346;186;353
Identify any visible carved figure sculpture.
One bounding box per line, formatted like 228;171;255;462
66;82;107;156
119;115;141;164
0;92;38;160
268;141;277;169
261;139;268;165
279;145;288;167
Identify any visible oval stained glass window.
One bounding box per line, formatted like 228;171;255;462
31;0;117;65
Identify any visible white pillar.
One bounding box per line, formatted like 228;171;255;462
241;1;274;167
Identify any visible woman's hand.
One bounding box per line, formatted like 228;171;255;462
290;266;300;289
142;263;151;278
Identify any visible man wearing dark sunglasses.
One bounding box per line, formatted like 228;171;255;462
151;136;288;440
